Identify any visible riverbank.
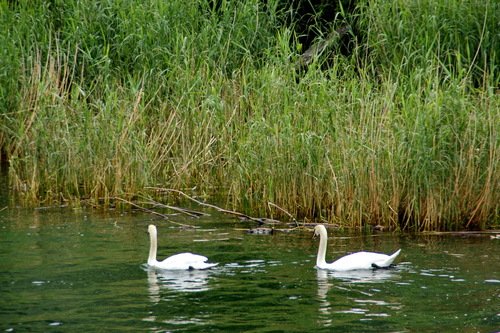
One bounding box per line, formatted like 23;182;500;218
0;0;498;231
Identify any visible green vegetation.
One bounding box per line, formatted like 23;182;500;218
0;0;498;231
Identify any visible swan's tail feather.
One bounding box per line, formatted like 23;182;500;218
373;249;401;268
389;249;401;259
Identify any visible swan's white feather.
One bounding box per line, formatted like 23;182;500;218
147;225;218;270
153;252;217;270
318;249;401;271
314;225;400;271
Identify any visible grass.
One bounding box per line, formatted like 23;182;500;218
0;0;498;231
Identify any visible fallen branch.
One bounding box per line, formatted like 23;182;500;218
138;196;209;218
146;187;280;225
267;202;299;227
296;25;351;71
113;197;196;228
423;230;500;236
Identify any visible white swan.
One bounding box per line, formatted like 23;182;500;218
314;224;400;271
147;224;218;270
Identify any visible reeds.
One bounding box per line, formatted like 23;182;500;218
0;0;498;230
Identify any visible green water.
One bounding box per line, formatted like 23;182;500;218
0;208;498;332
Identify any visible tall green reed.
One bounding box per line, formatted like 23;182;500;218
0;0;498;230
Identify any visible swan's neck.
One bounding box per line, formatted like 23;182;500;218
148;229;158;266
316;230;328;267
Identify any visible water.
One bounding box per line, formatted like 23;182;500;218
0;207;499;332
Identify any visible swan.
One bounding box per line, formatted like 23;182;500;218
314;224;401;271
147;224;218;270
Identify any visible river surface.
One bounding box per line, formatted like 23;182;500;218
0;207;499;332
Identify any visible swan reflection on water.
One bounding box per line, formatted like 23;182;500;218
318;267;399;284
316;269;334;326
147;267;212;302
316;267;401;326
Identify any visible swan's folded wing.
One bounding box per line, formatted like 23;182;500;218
158;252;217;270
331;251;400;271
189;262;219;270
330;252;382;270
163;252;209;264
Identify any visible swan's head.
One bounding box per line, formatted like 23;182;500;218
148;224;157;235
314;224;327;237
